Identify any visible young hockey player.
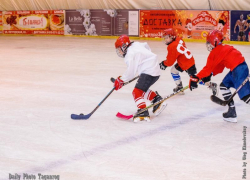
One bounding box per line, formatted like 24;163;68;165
189;29;250;123
114;35;166;122
159;28;217;95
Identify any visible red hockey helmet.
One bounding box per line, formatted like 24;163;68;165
206;30;224;51
115;35;131;58
162;28;177;38
162;28;177;45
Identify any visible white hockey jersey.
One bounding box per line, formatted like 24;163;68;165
120;42;161;82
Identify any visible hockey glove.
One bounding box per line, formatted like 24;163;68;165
189;75;199;91
114;76;124;90
201;73;212;83
159;61;168;70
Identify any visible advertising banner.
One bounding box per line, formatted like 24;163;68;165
0;11;2;34
2;10;64;35
65;9;112;35
65;9;139;36
113;9;139;36
140;10;230;40
230;11;250;42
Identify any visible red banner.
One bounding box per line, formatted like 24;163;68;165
140;10;230;40
0;11;2;34
2;10;64;35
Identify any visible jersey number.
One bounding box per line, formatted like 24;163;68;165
177;40;193;59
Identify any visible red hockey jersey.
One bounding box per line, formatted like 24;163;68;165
163;37;195;70
197;44;245;79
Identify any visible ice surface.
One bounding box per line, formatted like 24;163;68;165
0;36;249;180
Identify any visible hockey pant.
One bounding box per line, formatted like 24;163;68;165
221;61;250;105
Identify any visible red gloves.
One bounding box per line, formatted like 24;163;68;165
189;75;199;91
114;76;124;90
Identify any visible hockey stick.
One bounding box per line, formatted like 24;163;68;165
117;85;189;120
210;74;250;106
71;76;139;120
71;87;115;120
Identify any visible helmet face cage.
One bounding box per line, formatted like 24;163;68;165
162;34;174;45
115;35;130;58
206;41;214;52
116;43;128;58
162;29;176;45
206;30;224;51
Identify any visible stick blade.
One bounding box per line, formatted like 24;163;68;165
110;77;116;83
116;112;133;120
210;95;227;106
71;113;91;120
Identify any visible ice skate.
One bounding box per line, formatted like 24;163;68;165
151;92;167;116
173;82;184;95
223;106;237;123
133;109;150;122
206;82;218;96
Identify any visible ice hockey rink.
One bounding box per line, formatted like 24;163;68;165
0;35;249;180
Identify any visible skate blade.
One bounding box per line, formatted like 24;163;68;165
223;117;237;123
206;82;219;96
154;101;167;116
178;91;185;95
174;90;185;95
133;117;150;123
